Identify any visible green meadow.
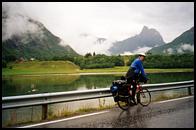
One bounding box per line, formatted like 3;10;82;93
2;61;194;76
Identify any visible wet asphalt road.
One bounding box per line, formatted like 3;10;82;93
23;96;194;128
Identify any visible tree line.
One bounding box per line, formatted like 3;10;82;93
127;53;194;68
2;52;194;69
52;53;125;69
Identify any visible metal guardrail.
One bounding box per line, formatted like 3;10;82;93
2;80;194;120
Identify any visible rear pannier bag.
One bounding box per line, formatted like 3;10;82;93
110;80;129;102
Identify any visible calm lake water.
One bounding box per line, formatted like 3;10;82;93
2;72;194;97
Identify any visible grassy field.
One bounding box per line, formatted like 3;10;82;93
2;61;194;76
2;61;80;76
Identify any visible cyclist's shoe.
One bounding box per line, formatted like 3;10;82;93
131;97;137;105
132;100;137;105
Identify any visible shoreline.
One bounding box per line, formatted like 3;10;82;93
2;68;194;77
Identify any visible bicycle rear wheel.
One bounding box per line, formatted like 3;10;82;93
137;88;151;106
117;97;131;110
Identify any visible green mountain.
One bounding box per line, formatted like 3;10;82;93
2;14;79;62
147;27;194;55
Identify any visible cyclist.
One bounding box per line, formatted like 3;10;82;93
125;52;148;104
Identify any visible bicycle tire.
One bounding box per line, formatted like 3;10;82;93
117;97;131;110
137;88;151;106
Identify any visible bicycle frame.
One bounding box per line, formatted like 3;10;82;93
126;81;147;102
136;83;143;93
136;83;146;98
127;81;143;95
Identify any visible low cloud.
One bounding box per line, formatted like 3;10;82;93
2;3;44;41
133;46;152;54
120;51;134;56
177;43;194;53
163;48;174;54
59;40;68;47
120;46;152;56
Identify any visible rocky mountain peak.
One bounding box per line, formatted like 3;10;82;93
108;26;165;55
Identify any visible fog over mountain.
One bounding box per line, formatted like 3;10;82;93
2;5;78;61
2;2;193;55
148;26;194;54
108;26;165;55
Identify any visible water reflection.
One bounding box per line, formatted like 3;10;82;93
28;83;38;93
2;72;194;96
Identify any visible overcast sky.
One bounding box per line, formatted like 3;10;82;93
2;2;194;55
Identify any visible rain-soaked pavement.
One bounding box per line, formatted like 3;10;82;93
21;96;194;128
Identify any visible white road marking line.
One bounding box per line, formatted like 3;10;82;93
17;96;194;128
18;110;109;128
153;96;194;104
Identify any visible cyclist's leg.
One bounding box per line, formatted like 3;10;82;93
131;80;137;104
126;77;132;94
126;69;137;104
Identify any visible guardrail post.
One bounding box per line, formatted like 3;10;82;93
188;87;192;95
42;104;48;120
